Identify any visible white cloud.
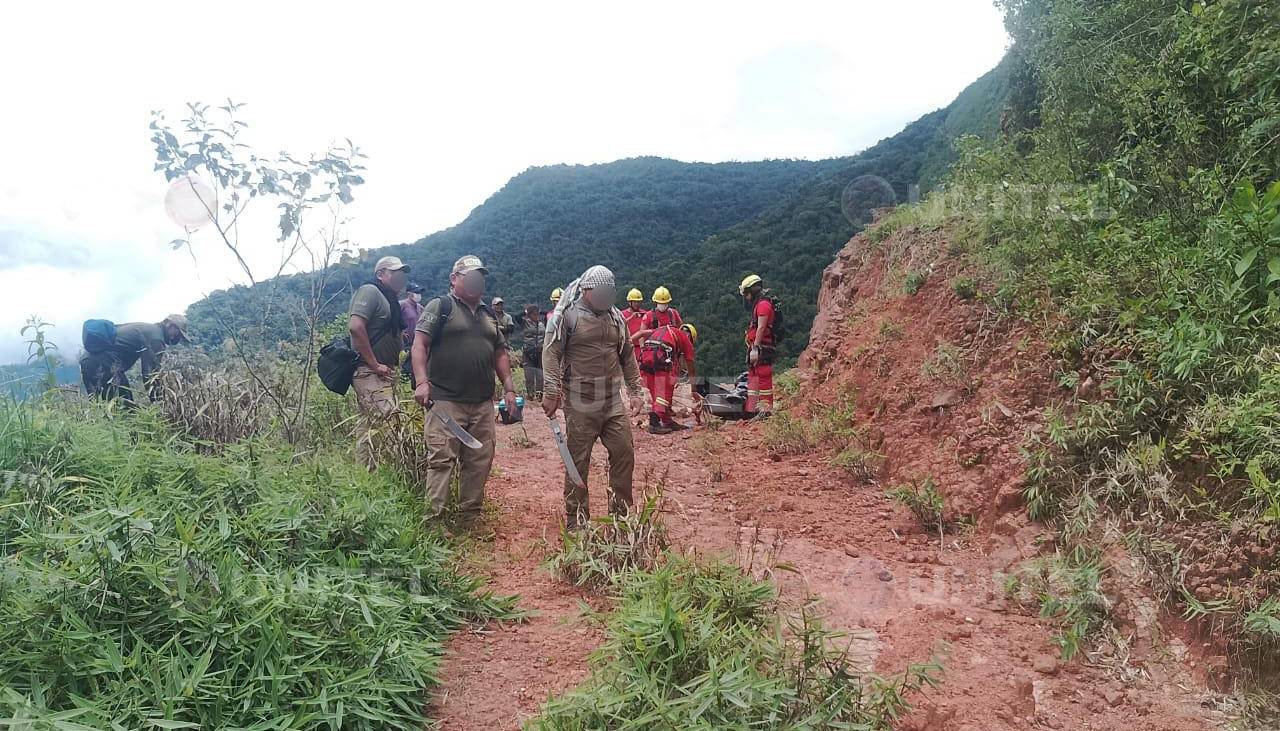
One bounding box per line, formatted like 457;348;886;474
0;0;1008;362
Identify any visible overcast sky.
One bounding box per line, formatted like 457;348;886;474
0;1;1008;364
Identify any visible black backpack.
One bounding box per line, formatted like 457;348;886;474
318;315;399;395
317;288;404;395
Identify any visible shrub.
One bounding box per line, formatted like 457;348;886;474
532;557;941;730
1005;548;1110;661
920;342;967;386
951;276;978;300
830;445;885;483
903;270;928;295
887;477;949;532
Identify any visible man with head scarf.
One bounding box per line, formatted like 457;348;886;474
541;265;645;529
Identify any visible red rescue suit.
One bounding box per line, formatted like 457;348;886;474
622;307;649;362
746;298;775;413
638;324;694;422
643;307;682;330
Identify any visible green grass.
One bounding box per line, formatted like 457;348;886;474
774;369;802;398
1004;548;1110;661
531;557;942;730
545;490;669;590
887;477;950;533
0;400;514;728
920;343;967;386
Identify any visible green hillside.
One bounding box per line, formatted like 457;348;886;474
187;59;1014;375
189;156;845;349
653;61;1017;373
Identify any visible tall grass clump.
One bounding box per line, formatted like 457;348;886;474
531;557;941;730
546;490;670;590
0;400;513;728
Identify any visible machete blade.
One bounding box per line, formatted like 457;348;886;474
548;417;586;487
427;402;483;449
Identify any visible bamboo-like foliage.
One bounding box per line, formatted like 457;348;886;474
533;557;942;730
0;400;514;728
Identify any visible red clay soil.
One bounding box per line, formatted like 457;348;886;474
431;225;1224;730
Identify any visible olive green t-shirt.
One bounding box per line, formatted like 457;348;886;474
349;284;401;367
113;322;168;379
415;294;507;403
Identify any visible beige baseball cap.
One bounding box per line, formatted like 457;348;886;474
452;254;488;275
164;313;191;342
374;255;411;273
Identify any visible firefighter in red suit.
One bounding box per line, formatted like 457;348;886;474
638;322;698;434
621;288;649;355
740;274;775;415
634;284;682;339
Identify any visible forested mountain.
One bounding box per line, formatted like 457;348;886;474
188;58;1015;375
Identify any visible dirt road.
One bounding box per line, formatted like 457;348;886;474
432;416;1219;731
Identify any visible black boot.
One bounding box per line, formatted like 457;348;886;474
648;413;672;434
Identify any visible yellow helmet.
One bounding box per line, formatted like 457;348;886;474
652;286;673;304
626;288;644;302
681;323;698;342
739;274;762;295
550;287;563;302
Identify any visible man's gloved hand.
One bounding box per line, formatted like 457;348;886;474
748;346;760;366
693;379;710;398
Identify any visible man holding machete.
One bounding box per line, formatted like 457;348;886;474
541;265;646;529
412;255;518;533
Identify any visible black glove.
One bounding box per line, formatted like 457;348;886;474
693;379;710;398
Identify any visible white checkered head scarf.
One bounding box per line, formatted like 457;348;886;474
547;265;619;344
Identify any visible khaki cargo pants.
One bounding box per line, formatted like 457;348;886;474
563;395;634;528
352;365;400;471
424;399;496;525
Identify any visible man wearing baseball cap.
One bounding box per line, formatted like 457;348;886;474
412;254;518;532
348;255;411;469
491;296;515;339
79;313;192;403
399;282;426;384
